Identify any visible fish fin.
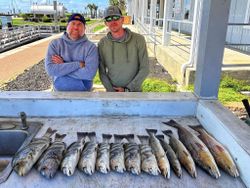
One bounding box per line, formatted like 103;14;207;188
54;133;67;141
146;129;157;136
114;134;125;143
137;135;149;144
88;132;96;142
194;142;204;150
44;127;57;138
124;134;134;143
67;141;76;149
162;119;179;128
162;130;173;136
102;134;112;143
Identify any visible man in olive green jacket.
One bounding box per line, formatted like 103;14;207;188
98;6;149;92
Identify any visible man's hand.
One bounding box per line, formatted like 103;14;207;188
113;87;125;92
80;61;85;68
51;55;64;64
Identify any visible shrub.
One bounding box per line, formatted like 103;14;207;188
142;78;176;92
42;16;51;23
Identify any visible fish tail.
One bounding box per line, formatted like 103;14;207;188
156;135;164;141
77;132;89;141
189;125;203;132
55;133;67;141
137;135;149;145
114;134;125;143
146;129;157;136
162;130;173;136
102;134;112;143
162;119;180;128
124;134;134;142
44;127;57;138
88;132;96;142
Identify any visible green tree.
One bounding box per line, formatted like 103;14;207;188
87;4;94;18
92;4;98;18
109;0;126;14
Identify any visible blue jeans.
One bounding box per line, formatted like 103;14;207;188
54;76;93;91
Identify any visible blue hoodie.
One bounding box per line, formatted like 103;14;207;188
45;32;98;85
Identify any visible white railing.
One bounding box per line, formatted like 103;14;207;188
0;25;60;51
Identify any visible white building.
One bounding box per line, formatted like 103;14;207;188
31;2;66;18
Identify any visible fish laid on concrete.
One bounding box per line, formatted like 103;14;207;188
157;135;182;178
12;127;57;176
78;132;98;175
138;135;160;176
37;133;67;179
163;120;221;179
191;125;239;177
124;134;141;175
162;130;197;178
61;132;85;176
146;129;170;179
96;134;112;174
110;134;126;173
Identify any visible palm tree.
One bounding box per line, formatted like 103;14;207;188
92;4;98;18
87;3;94;18
109;0;126;14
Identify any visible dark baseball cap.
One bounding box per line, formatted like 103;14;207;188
68;13;86;24
104;6;122;19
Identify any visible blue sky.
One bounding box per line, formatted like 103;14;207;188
0;0;109;14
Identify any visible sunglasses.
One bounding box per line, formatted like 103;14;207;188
105;15;121;22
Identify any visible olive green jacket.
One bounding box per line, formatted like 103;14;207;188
98;28;149;92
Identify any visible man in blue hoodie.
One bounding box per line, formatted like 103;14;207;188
45;13;99;91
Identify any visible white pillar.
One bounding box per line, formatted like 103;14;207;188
159;0;164;18
162;0;173;45
127;0;133;17
141;0;145;24
150;0;157;32
194;0;231;98
189;0;195;21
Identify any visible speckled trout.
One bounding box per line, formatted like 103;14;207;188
163;120;221;179
191;125;239;177
61;133;85;176
110;134;126;173
96;134;112;174
138;135;160;176
12;127;57;176
157;135;182;178
162;130;197;178
78;132;98;175
37;133;67;179
146;129;170;179
124;134;141;175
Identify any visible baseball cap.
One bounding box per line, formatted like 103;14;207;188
68;13;86;25
104;6;122;19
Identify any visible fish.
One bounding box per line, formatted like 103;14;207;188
163;120;221;179
191;125;239;177
96;134;112;174
78;132;98;175
37;133;67;179
110;134;126;173
138;135;160;176
61;132;85;176
162;130;197;178
12;127;57;176
157;135;182;178
146;129;171;179
124;134;141;175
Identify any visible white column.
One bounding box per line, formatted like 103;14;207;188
189;0;195;21
159;0;164;18
162;0;173;45
141;0;145;24
150;0;157;32
127;0;133;17
145;0;149;23
194;0;231;98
